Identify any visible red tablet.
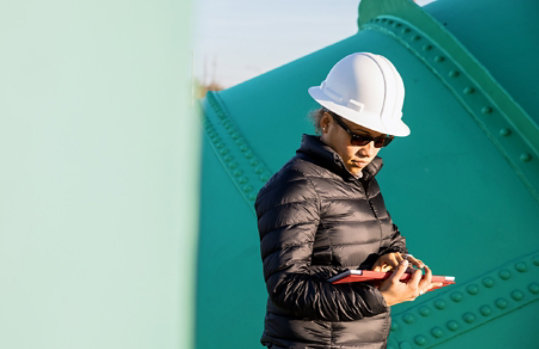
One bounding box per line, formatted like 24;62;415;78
328;269;455;292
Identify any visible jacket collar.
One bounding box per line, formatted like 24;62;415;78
296;134;383;181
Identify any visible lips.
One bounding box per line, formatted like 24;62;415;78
351;160;368;167
354;158;369;164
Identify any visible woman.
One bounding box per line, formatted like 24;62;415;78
255;53;442;348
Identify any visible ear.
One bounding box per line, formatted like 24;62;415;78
320;111;331;133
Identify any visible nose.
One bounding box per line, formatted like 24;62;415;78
356;141;376;157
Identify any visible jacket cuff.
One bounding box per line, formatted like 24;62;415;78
380;246;407;255
356;284;389;315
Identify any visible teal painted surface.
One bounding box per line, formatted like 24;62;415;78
197;0;539;347
425;0;539;124
0;1;198;348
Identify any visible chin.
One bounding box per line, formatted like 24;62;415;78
349;168;363;177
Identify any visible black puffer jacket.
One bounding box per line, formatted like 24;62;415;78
255;135;407;349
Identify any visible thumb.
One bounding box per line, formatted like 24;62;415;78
389;259;409;282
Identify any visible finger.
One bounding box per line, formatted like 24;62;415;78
419;265;433;290
428;282;444;291
389;259;409;282
381;264;393;272
410;268;423;286
386;253;400;268
406;255;425;269
393;252;405;268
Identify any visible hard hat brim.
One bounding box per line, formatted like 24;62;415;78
308;86;411;137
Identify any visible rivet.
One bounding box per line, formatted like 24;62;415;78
528;283;539;294
381;18;388;23
446;320;459;331
434;300;446;310
403;314;416;324
219;148;228;155
431;327;444;338
463;86;475;94
224;123;232;131
391;322;400;331
482;277;495;288
413;35;421;41
238;176;248;184
495;298;508;309
499;269;511;280
533;255;539;266
229;161;239;169
244;151;254;159
255;167;263;174
499;128;511;136
511;290;524;301
466;284;479;295
250;159;259;167
434;55;445;62
395;22;402;28
223;155;233;163
402;27;411;34
448;70;460;77
520;153;532;162
399;342;412;349
419;306;431;317
388;20;394;25
479;305;492;316
242;185;253;193
414;335;427;346
260;175;269;182
423;44;433;51
450;292;463;302
248;193;257;202
215;142;224;149
515;262;528;272
481;106;493;114
231;132;239;140
239;144;248;152
233;169;243;178
463;312;476;323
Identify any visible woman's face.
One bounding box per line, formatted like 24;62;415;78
320;112;383;177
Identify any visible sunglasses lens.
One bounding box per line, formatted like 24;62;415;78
374;136;394;148
350;135;371;146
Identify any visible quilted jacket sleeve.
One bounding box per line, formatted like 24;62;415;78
379;222;407;256
255;168;389;321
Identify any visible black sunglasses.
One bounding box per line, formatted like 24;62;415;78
326;110;394;148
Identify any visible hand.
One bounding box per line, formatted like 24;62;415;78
372;252;425;272
378;260;443;306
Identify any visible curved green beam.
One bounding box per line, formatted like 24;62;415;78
359;0;539;201
202;93;272;210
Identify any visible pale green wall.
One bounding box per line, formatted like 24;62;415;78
0;1;198;348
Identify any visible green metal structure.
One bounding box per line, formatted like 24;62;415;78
197;0;539;348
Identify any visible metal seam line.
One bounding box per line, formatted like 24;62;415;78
386;250;539;348
360;16;539;202
202;92;272;211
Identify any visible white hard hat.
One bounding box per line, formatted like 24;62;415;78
308;52;410;137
